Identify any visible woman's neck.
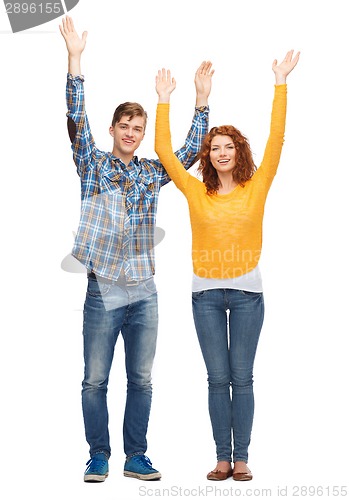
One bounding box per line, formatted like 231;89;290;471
217;173;238;194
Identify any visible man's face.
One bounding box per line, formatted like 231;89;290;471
109;115;146;162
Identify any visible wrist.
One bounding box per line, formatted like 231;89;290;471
196;95;208;107
157;94;171;104
275;75;286;85
68;53;81;63
68;54;82;77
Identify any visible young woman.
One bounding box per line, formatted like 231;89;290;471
155;52;300;481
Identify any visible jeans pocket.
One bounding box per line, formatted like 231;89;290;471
143;277;157;295
87;276;112;297
192;290;208;299
239;290;263;296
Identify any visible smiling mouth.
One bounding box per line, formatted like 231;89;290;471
123;139;135;145
218;159;230;164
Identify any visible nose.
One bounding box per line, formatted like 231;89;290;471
125;128;134;137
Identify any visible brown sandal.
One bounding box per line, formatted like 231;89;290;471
207;468;233;481
232;469;253;481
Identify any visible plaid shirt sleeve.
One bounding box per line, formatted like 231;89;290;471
66;74;96;176
152;106;209;187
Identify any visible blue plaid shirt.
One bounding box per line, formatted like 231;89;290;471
66;74;209;281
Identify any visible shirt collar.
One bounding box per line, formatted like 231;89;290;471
108;152;139;166
108;153;141;177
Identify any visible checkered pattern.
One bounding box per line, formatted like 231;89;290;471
66;74;209;281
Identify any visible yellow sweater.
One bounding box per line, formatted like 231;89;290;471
155;85;287;279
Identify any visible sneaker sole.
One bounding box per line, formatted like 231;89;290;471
124;471;161;481
84;472;109;483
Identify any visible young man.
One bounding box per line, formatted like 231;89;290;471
59;16;213;482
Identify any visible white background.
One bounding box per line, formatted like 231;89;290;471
1;1;348;499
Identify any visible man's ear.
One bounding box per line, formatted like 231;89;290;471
109;126;114;137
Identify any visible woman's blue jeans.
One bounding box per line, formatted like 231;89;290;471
192;288;264;464
82;274;158;459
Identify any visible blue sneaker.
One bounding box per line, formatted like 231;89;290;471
124;455;161;480
84;453;109;482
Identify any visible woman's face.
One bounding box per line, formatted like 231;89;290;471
209;134;236;173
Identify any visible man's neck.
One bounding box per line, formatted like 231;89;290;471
112;149;134;166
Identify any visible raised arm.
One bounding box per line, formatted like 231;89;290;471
195;60;215;107
60;16;95;175
59;15;87;76
272;49;300;85
258;50;300;185
155;68;191;192
171;61;214;171
153;61;214;187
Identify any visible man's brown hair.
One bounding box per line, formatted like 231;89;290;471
111;102;148;129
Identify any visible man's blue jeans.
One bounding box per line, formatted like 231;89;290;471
192;288;264;464
82;274;158;459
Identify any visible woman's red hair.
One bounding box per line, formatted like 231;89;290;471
197;125;256;194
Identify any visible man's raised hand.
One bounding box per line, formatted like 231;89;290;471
59;16;87;58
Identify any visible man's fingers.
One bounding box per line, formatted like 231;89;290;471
67;16;74;32
203;61;213;74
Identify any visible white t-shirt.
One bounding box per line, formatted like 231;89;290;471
192;265;263;293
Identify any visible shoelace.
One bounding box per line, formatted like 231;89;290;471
133;455;154;470
86;458;107;473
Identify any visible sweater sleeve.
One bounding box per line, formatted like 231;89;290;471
257;84;287;189
155;103;191;193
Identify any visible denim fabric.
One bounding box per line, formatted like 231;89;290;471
82;274;158;458
192;288;264;463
